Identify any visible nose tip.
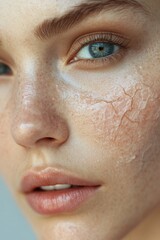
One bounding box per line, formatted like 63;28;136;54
11;114;69;148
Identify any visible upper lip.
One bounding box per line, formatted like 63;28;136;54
20;167;101;193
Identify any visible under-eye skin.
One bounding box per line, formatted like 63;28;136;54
67;32;130;69
0;62;12;76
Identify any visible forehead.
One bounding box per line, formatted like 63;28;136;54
0;0;79;38
0;0;80;23
0;0;151;26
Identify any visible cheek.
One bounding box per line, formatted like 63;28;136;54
65;83;160;162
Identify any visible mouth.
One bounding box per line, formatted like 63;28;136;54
20;167;101;215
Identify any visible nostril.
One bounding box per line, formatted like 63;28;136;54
46;137;56;142
36;137;57;145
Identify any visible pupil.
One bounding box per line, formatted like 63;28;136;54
99;47;104;51
89;42;115;58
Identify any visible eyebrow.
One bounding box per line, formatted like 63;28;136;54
34;0;148;40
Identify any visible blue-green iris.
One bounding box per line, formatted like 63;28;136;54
89;42;115;58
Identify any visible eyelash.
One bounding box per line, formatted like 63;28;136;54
67;32;130;68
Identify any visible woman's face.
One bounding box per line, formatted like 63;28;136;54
0;0;160;239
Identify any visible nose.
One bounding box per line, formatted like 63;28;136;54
11;76;69;148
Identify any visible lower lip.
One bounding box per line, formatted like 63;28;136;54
25;186;99;215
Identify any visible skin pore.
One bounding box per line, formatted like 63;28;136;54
0;0;160;239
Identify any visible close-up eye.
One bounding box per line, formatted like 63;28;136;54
68;32;130;68
0;62;12;75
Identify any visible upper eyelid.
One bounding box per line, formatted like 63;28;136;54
70;32;129;52
73;32;129;45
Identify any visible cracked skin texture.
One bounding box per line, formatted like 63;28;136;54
0;0;160;240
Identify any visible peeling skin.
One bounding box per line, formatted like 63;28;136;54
55;77;160;178
60;80;160;144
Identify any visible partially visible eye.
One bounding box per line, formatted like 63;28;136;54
77;42;120;59
0;62;12;75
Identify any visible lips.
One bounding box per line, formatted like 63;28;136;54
20;167;101;215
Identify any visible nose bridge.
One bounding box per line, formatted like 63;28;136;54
11;60;69;148
14;55;60;118
17;76;44;114
14;62;47;119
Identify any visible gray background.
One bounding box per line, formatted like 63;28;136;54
0;177;36;240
